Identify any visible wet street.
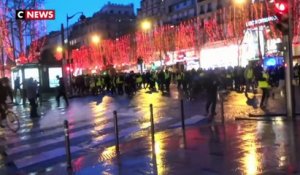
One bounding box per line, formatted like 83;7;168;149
0;85;300;174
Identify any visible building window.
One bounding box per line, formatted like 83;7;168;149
207;3;212;12
169;6;173;13
118;11;121;14
217;0;223;9
200;5;205;14
110;10;114;14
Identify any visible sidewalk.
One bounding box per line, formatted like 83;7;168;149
19;119;300;175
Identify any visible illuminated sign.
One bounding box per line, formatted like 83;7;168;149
246;16;278;27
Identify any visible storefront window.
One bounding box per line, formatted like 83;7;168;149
200;45;239;69
24;68;39;82
11;70;22;89
49;67;62;88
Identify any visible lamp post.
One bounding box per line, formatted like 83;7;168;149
65;12;86;90
140;20;154;72
91;34;101;68
10;20;16;63
285;0;295;119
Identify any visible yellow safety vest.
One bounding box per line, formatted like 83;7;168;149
136;77;142;83
90;80;96;88
246;69;254;79
164;72;170;79
116;77;123;84
258;73;270;88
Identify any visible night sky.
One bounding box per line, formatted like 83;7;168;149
45;0;140;33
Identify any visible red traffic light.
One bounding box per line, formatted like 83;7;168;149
275;1;288;14
274;0;289;34
276;3;286;11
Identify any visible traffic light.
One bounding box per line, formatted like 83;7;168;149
274;0;289;34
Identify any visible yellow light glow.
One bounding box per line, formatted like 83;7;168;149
141;20;151;31
91;35;100;44
241;132;262;175
153;132;170;174
98;146;116;162
234;0;246;4
56;46;63;53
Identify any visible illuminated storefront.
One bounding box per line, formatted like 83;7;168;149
198;16;282;69
200;45;239;69
11;64;63;91
48;67;62;88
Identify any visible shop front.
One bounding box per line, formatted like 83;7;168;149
11;64;62;91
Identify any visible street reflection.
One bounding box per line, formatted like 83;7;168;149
153;132;169;175
237;121;298;175
98;145;116;163
240;124;262;175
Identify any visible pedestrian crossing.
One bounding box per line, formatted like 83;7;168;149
1;110;208;170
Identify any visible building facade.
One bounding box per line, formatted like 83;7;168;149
69;2;136;49
137;0;197;26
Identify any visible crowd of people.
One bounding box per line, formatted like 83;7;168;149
0;61;300;122
68;62;300;115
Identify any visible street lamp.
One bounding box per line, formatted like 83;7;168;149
234;0;246;5
91;35;100;44
91;34;101;67
56;46;63;53
141;20;152;31
140;20;153;73
61;12;86;95
66;12;86;66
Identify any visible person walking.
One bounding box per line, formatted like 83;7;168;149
116;73;124;95
258;69;271;109
205;71;219;119
26;78;39;118
14;76;21;104
0;79;12;127
56;76;69;107
244;64;254;99
164;69;171;93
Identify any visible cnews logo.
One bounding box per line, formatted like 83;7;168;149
16;10;55;20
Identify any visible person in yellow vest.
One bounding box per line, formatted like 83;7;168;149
244;64;255;99
258;69;271;108
136;73;143;89
176;71;184;89
149;71;156;91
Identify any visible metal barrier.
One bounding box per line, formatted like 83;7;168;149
64;120;72;170
150;104;155;145
220;93;225;124
113;111;120;154
180;99;186;134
